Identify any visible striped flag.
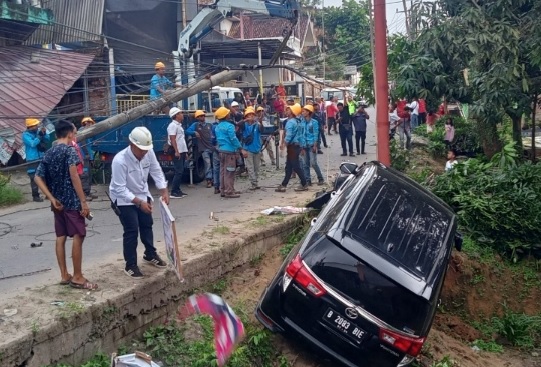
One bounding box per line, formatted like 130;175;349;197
183;293;245;366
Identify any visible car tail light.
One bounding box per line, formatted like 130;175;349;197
283;254;326;297
379;328;425;357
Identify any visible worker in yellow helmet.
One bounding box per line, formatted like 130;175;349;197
150;61;181;115
22;117;50;202
78;117;98;201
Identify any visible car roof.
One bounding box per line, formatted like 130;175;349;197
328;162;457;298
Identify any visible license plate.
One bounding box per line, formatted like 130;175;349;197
160;160;174;167
323;308;367;344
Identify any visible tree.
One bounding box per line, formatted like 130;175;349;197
311;0;371;80
391;0;541;158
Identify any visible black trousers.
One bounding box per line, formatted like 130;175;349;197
355;131;366;154
318;124;327;148
118;203;157;268
339;127;354;154
281;145;306;187
28;172;40;198
171;155;185;194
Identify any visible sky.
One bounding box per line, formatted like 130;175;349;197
322;0;407;35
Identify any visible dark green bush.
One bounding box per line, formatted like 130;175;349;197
430;142;541;259
418;115;482;158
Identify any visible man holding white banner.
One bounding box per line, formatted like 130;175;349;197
110;126;170;279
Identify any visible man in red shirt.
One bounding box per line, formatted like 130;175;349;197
325;97;339;135
418;98;427;125
273;97;285;118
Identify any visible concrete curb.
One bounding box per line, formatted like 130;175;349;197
1;215;304;367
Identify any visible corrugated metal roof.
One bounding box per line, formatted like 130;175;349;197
0;46;95;163
25;0;105;45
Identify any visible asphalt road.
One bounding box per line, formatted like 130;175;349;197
0;107;378;300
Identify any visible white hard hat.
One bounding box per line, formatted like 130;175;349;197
169;107;182;118
129;126;153;151
230;101;239;107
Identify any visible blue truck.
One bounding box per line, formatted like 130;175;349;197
91;114;208;184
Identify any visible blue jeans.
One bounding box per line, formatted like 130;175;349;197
410;114;419;130
212;149;220;188
202;149;213;180
171;155;185;194
302;148;324;184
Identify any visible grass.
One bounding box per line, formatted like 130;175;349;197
471;339;504;353
279;226;308;259
0;174;24;206
212;225;231;235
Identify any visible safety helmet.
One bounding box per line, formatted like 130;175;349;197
288;103;302;117
25;118;40;128
256;106;265;112
194;110;205;118
81;116;95;125
169;107;182;119
230;101;239;108
155;62;165;70
214;107;230;120
129;126;153;151
302;105;314;114
244;107;255;117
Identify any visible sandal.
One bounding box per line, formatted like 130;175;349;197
69;280;99;290
59;275;72;285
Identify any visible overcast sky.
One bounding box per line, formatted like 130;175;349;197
322;0;406;34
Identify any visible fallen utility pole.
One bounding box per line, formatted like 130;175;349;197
77;69;244;142
374;0;390;165
0;69;243;173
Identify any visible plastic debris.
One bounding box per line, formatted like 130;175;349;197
30;242;43;248
112;352;161;367
261;206;312;215
3;308;17;317
50;301;65;306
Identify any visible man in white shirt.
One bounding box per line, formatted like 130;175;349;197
407;97;419;130
167;107;188;198
110;126;169;278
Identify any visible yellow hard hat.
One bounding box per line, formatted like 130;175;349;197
81;116;95;125
155;62;165;70
302;105;314;114
256;106;265;112
214;107;230;120
25;118;40;127
288;103;302;116
194;110;205;118
244;107;255;117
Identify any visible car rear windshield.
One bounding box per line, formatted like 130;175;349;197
303;236;432;335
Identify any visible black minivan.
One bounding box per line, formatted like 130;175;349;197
256;161;458;367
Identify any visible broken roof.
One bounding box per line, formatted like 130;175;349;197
0;46;95;163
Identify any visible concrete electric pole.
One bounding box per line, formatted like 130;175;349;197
374;0;390;165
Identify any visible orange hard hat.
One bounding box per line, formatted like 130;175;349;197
25;118;40;127
81;116;95;125
244;107;255;117
194;110;205;118
214;107;230;120
155;62;165;70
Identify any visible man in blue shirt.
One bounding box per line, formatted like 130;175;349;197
214;107;248;198
276;104;307;192
22;118;50;202
150;62;181;115
186;110;214;188
241;107;262;190
300;105;325;186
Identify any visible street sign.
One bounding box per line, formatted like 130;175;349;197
344;65;357;75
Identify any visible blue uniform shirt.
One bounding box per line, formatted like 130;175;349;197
284;118;304;146
242;123;262;154
215;121;242;153
303;117;319;147
22;129;50;173
150;74;174;100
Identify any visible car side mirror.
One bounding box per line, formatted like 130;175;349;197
311;217;317;227
454;232;463;252
340;162;358;175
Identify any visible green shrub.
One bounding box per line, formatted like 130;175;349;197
390;139;409;172
421;115;482;158
492;308;541;349
0;174;24;206
430;142;541;258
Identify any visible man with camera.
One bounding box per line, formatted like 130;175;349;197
22;118;50;202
